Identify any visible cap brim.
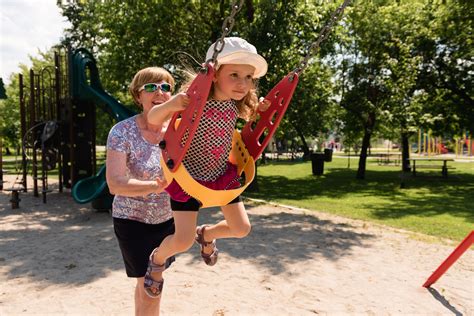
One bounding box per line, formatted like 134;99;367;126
217;52;268;78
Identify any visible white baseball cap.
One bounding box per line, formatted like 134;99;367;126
205;37;268;78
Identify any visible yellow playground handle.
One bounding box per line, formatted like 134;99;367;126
161;130;255;208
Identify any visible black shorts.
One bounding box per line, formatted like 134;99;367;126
171;195;242;211
113;217;175;277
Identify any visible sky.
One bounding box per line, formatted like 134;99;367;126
0;0;70;83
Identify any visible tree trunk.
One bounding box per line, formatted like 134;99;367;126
293;124;310;158
356;132;370;180
401;131;410;172
357;112;376;180
245;0;254;22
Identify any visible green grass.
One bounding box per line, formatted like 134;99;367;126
247;157;474;242
1;153;107;179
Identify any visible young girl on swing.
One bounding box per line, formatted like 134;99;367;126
144;37;270;297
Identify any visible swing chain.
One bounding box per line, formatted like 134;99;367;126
208;0;245;65
293;0;351;77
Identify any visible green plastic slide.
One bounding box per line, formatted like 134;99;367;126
70;49;135;207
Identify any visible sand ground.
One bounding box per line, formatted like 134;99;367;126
0;175;472;315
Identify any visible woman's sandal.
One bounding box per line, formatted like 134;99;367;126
195;225;219;266
144;249;168;298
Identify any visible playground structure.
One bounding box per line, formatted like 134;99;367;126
2;47;134;210
415;129;473;157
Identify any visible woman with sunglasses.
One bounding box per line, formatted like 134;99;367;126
106;67;189;315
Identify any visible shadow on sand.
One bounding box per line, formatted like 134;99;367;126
0;190;375;286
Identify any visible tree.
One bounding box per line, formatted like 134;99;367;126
0;71;24;154
341;0;430;178
247;1;343;156
58;1;248;94
0;78;7;99
57;0;472;168
415;0;474;135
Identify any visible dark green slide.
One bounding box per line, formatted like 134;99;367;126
70;49;135;208
71;165;113;210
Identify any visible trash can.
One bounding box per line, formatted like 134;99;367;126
310;153;325;176
324;148;333;162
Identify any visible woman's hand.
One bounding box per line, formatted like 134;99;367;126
154;176;168;194
107;149;169;197
258;97;271;112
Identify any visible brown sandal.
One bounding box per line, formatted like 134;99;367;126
195;225;219;266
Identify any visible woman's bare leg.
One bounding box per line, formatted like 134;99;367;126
135;277;161;316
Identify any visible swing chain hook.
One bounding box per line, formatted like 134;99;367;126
207;0;245;67
292;0;351;79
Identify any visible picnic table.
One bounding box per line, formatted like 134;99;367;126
376;153;401;166
407;157;455;178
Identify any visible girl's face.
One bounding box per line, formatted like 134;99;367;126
137;81;172;113
213;64;255;101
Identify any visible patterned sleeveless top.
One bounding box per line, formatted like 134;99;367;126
106;116;173;224
183;99;238;181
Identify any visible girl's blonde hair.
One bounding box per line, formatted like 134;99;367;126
180;66;259;121
129;67;175;107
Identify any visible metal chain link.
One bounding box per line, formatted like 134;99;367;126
293;0;351;76
207;0;245;65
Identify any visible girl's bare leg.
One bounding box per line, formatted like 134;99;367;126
199;201;251;253
149;211;198;286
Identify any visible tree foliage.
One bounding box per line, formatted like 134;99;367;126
57;0;339;151
338;0;473;178
247;1;344;154
415;0;474;135
1;0;471;170
58;1;249;95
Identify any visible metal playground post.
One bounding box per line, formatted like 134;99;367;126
423;230;473;288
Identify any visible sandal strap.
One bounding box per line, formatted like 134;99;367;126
196;225;214;246
201;246;218;259
147;262;166;273
144;278;164;298
196;225;219;266
144;277;164;288
147;248;167;273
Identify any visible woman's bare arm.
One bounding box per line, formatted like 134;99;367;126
106;149;167;196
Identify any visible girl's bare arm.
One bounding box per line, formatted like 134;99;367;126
148;93;190;125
